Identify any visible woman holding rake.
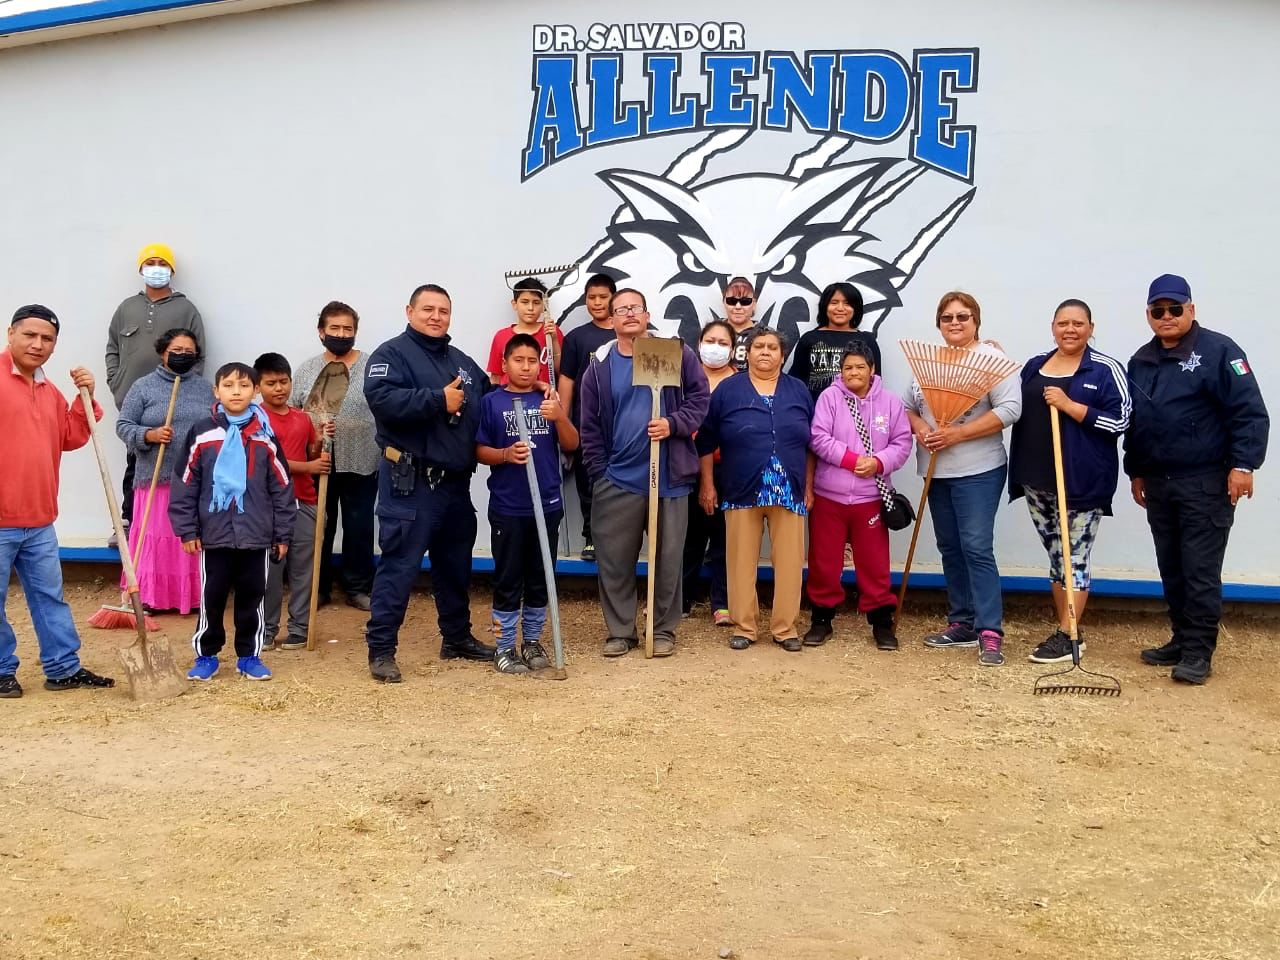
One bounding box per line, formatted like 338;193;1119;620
1008;299;1131;663
903;292;1021;665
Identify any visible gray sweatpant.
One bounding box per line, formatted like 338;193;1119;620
591;477;688;645
264;502;317;644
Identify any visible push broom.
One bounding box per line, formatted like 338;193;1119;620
895;340;1021;617
88;375;181;631
1032;407;1122;697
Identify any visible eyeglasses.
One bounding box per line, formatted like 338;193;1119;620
612;304;647;317
1148;304;1186;320
725;296;754;307
939;312;974;324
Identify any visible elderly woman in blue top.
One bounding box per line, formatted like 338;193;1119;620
697;328;815;652
1008;299;1131;664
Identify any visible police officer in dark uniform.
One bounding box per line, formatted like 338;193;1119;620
362;283;497;682
1124;274;1269;685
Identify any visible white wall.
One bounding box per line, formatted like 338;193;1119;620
1;0;1275;586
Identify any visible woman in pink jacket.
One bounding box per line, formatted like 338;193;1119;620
805;342;913;649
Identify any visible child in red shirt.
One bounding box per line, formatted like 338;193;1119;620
486;277;563;386
255;353;330;649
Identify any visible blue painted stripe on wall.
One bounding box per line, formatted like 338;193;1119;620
0;0;223;35
57;547;1280;603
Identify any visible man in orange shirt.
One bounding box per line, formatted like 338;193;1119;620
1;305;115;698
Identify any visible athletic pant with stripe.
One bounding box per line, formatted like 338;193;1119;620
192;547;269;658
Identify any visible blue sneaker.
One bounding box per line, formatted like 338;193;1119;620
187;656;219;681
923;622;979;649
236;656;272;681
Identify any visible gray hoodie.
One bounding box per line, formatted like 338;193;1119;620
105;291;205;408
115;366;215;485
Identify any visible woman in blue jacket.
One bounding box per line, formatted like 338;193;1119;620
1008;299;1131;664
696;328;815;652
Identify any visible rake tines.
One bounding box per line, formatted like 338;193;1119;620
1033;663;1123;697
503;262;580;296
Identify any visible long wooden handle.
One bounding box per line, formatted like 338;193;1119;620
1050;407;1078;642
306;426;333;652
644;390;661;659
896;451;938;617
81;386;149;644
130;375;181;569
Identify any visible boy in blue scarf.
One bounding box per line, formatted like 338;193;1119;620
169;362;296;681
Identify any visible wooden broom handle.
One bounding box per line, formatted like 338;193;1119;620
130;375;181;569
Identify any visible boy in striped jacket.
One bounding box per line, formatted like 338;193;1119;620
169;362;295;681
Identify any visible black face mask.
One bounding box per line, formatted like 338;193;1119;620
166;352;198;375
323;335;355;357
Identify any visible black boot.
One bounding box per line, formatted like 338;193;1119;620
868;605;898;651
803;606;835;646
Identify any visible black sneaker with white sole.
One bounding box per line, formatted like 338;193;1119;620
1028;629;1085;664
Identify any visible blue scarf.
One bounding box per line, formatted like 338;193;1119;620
210;403;273;514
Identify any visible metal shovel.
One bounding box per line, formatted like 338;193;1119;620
80;386;187;702
632;337;683;659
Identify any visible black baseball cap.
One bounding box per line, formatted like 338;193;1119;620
11;304;60;333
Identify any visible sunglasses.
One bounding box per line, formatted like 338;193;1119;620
1148;304;1186;320
724;296;754;307
939;312;974;324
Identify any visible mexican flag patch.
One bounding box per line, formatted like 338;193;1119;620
1230;358;1252;376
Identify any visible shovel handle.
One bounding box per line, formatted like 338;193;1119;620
80;386;148;644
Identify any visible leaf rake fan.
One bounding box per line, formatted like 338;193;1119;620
896;340;1021;615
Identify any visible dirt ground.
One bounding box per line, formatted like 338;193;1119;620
1;578;1277;960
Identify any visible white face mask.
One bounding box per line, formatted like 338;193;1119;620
700;342;732;369
141;265;172;289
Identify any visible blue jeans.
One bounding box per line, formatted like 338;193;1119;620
928;464;1006;635
0;525;83;679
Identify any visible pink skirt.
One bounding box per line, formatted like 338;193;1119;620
119;484;202;613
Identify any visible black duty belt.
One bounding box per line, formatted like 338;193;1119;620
384;446;470;489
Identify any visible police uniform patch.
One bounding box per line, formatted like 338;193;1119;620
1230;358;1252;376
368;363;389;378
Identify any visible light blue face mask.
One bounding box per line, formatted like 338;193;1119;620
141;265;172;289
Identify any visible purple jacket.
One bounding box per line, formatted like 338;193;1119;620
578;339;710;488
810;375;913;505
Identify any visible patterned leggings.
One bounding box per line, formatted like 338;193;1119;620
1024;486;1103;591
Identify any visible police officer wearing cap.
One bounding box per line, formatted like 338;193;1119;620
362;284;497;682
1124;274;1269;685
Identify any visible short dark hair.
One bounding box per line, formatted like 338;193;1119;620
1055;298;1093;323
610;288;647;312
504;332;541;360
214;361;259;387
254;352;292;378
840;341;877;371
744;325;789;354
318;300;360;331
817;282;865;329
154;327;200;357
584;273;617;295
409;283;451;307
512;277;548;298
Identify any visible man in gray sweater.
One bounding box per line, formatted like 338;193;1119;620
104;243;206;543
